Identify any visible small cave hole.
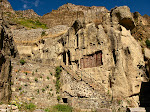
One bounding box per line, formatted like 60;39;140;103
112;49;117;64
62;98;68;103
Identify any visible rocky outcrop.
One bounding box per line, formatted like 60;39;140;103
15;9;40;19
0;8;17;102
1;0;148;110
11;6;149;109
0;0;15;14
40;3;108;28
131;12;150;47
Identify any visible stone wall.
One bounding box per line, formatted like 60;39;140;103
11;59;58;108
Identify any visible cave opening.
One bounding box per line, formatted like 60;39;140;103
0;29;4;50
112;49;117;64
76;34;79;48
63;52;66;65
0;55;5;73
62;98;68;103
67;50;71;65
139;82;150;111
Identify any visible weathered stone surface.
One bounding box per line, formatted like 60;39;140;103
40;3;108;28
1;0;150;110
110;6;135;30
0;7;17;102
15;9;40;19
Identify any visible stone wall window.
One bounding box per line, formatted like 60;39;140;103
80;50;102;69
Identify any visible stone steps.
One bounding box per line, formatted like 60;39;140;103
60;63;112;103
61;63;81;81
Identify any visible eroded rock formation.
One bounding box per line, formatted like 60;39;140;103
0;5;17;102
11;5;150;109
40;3;108;28
1;0;150;110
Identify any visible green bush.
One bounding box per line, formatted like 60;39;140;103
55;66;62;94
146;39;150;48
44;108;50;112
25;103;36;111
41;31;46;37
20;59;26;65
57;95;61;102
19;87;22;90
42;88;45;92
54;104;72;112
47;77;50;80
35;78;38;82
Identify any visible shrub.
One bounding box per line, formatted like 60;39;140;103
42;88;45;92
19;87;22;90
47;77;50;80
46;85;49;89
10;82;14;85
35;78;38;82
24;72;28;75
45;108;50;112
20;59;26;65
50;72;53;75
146;39;150;48
25;103;36;111
32;72;34;75
53;104;72;112
37;89;39;94
57;96;61;102
41;31;46;37
55;66;62;94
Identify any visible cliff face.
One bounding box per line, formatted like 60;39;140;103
1;0;150;110
12;5;150;109
0;2;17;102
15;9;40;19
0;0;15;14
40;3;108;28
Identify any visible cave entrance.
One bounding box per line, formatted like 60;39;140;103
112;49;117;64
139;82;150;111
63;52;66;65
67;50;71;65
62;98;68;103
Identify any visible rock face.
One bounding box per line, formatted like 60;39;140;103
15;9;40;19
11;6;149;109
40;3;108;28
0;6;17;102
1;0;150;110
0;0;15;14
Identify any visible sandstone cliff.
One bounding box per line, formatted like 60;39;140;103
40;3;108;28
11;5;150;110
1;0;150;111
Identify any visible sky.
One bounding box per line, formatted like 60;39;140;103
8;0;150;16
